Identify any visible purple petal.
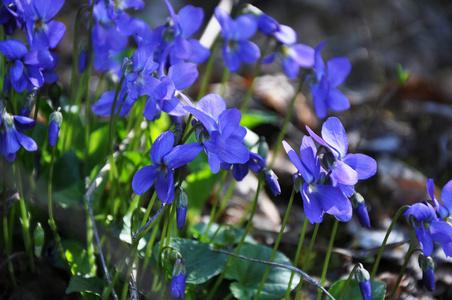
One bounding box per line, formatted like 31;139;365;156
415;224;433;256
11;74;28;92
196;93;226;121
47;20;66;48
48;119;59;147
305;125;329;148
203;131;225;154
326;88;350;112
178;5;203;38
14;116;36;131
430;221;452;245
184;106;217;133
232;163;249;181
282;141;305;178
218;139;250;165
25;66;44;88
234;14;257;40
299;136;320;183
223;46;241;72
339;183;355;198
262;53;277;64
310;75;329;118
0;40;27;60
302;183;324;224
356;202;371;228
187;39;210;63
441;180;452;212
143;97;158;121
327;57;351;87
314;184;352;222
33;0;64;20
405;202;437;222
314;41;326;76
164;142;203;169
329;159;358;186
214;7;232;38
168;63;198;90
2;127;21;157
274;24;296;45
218;108;241;139
132;165;158;195
237;40;260;64
321;117;348;159
155;169;175;204
207;151;221;174
151;131;174;164
11;60;24;82
16;130;37;151
291;44;315;68
161;96;186;117
282;56;300;80
342;153;377;180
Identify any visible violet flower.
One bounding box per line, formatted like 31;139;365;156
132;131;202;204
419;254;435;292
306;41;351;118
283;136;352;224
170;259;187;299
214;7;260;72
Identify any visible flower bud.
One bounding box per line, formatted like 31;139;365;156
175;188;188;230
170;259;187;299
419;254;435;292
264;168;281;196
33;222;45;258
20;89;38;117
48;108;63;147
355;265;371;300
351;193;371;228
78;43;88;73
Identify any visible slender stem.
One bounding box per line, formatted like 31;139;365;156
295;222;320;298
141;193;157;228
165;203;176;246
240;37;270;112
15;161;35;272
48;143;70;273
285;216;308;299
255;187;296;299
212;249;336;300
213;179;236;222
339;264;360;300
206;177;263;300
370;205;409;281
133;203;166;240
197;39;219;100
108;76;125;180
269;76;304;169
2;159;17;286
204;170;227;239
317;219;339;300
219;67;230;97
387;231;419;300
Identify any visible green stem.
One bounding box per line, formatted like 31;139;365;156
48;143;70;273
316;219;339;300
285;216;308;299
15;161;35;272
255;187;296;299
108;76;125;180
158;207;171;268
213;180;236;222
370;205;409;281
2;159;17;286
240;38;270;112
206;177;264;300
165;203;176;247
339;264;360;300
84;66;91;178
219;67;230;98
295;222;320;298
204;170;227;239
197;39;219;100
387;231;419;300
269;76;304;169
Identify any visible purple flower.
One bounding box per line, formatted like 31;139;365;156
306;41;351;118
418;254;435;292
184;94;250;174
132;131;202;204
0;100;37;161
155;0;210;65
283;136;352;224
257;14;296;44
306;117;377;197
170;259;187;299
18;0;66;50
405;201;452;256
0;0;21;35
92;82;136;117
214;7;260;72
0;39;54;92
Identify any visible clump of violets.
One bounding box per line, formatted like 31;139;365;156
306;41;352;118
132;131;202;204
283;136;352;224
0;99;37;161
184;94;250;174
170;259;187;299
214;7;260;72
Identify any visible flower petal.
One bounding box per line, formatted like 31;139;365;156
164;142;203;169
274;24;296;45
168;63;198;90
321;117;348;159
327;57;351;87
218;108;241;139
234;14;257;40
326;88;350;112
47;20;66;48
196;93;226;121
329;159;358;186
151;131;174;164
155;168;175;204
178;5;203;38
132;165;158;195
314;184;352;222
302;183;324;224
236;40;260;64
342;153;377;180
0;40;27;60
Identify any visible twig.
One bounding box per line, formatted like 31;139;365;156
132;204;166;240
212;249;336;300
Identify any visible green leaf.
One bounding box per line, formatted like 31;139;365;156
225;244;300;300
154;238;228;284
396;64;410;87
328;279;386;300
66;275;105;296
191;222;256;245
51;150;83;190
240;110;278;129
64;240;94;276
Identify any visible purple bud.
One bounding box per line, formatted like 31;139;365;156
175;188;188;230
355;265;371;300
170;259;187;299
264;168;281;196
352;193;371;228
48;108;63;147
419;254;435;292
